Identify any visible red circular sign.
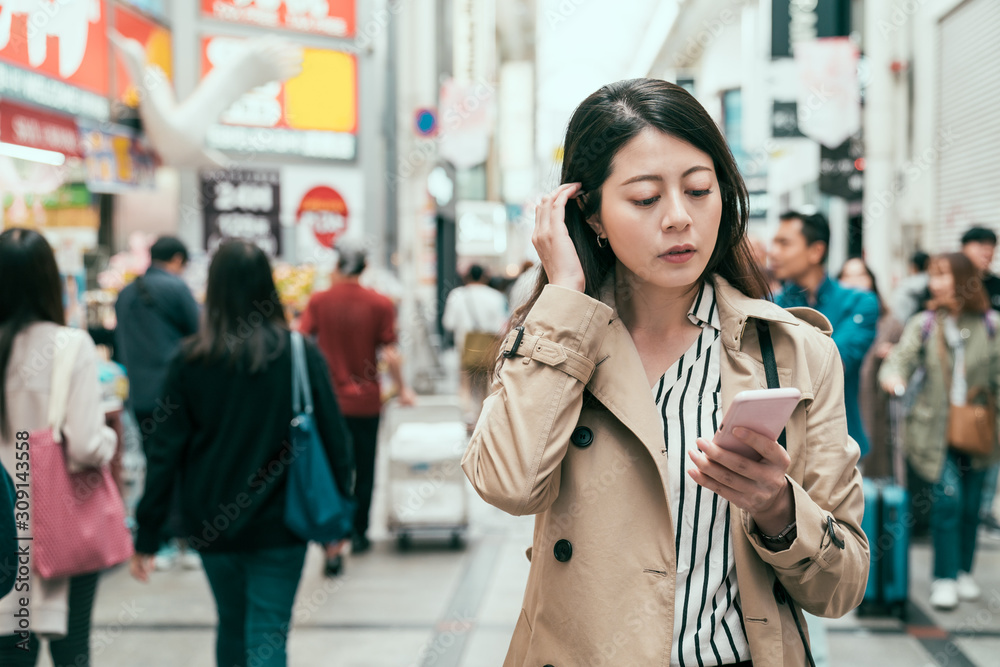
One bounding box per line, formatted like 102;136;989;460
296;186;349;248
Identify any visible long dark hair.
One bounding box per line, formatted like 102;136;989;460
184;240;287;372
0;228;65;438
510;78;768;330
927;252;989;316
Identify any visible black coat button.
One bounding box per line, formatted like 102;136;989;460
553;539;573;562
570;426;593;448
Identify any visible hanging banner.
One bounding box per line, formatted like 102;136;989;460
437;77;494;169
201;0;356;38
0;0;110;119
794;37;860;149
771;0;851;59
201;35;357;160
201;169;282;257
113;4;172;108
819;131;864;201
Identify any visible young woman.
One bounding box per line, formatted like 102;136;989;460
462;79;869;666
839;257;905;479
131;240;355;667
0;228;118;666
880;252;1000;611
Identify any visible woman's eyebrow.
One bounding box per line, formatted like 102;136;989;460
619;165;713;186
682;165;713;177
619;174;661;186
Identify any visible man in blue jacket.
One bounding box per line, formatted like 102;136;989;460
770;211;879;460
116;236;200;570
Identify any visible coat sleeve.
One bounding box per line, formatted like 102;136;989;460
742;338;870;618
461;285;614;516
832;290;880;374
878;312;927;388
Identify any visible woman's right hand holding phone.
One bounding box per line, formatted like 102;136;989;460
533;183;586;293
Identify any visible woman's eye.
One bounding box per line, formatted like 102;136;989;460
633;196;660;207
689;189;713;197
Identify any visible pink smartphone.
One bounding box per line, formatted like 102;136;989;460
712;388;802;461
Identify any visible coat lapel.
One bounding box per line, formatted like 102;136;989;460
584;275;819;542
587;318;666;463
585;275;811;472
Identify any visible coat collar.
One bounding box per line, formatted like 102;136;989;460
711;275;803;351
598;273;803;344
586;274;804;471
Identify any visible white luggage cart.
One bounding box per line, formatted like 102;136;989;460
382;397;470;549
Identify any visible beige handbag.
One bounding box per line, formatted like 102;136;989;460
459;289;501;373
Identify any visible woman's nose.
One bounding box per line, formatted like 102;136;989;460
660;194;693;232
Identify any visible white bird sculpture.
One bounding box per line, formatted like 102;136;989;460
109;30;304;169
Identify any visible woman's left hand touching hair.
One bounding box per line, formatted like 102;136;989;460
687;427;795;537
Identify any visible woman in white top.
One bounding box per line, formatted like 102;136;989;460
0;228;117;667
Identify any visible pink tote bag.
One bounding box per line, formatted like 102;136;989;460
31;331;133;579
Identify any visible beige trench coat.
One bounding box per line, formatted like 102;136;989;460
462;275;869;667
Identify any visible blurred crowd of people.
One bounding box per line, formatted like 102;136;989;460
763;215;1000;616
2;211;1000;665
0;225;532;667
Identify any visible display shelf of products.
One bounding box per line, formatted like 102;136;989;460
273;262;319;320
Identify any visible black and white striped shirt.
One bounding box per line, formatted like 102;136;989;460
653;280;751;667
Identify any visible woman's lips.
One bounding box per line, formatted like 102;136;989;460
660;248;695;263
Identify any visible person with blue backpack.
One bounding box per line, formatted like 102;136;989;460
880;252;1000;611
131;240;355;667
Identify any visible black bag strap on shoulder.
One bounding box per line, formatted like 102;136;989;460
755;319;816;667
756;320;787;448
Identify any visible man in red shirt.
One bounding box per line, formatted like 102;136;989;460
300;244;415;566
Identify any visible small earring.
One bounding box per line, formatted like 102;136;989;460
596;233;608;248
